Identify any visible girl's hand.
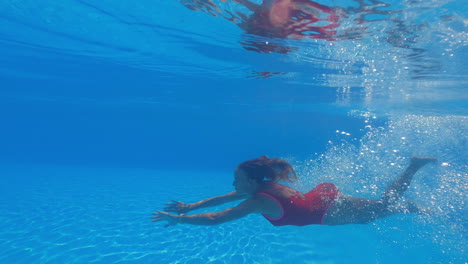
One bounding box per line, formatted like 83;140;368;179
164;200;192;214
151;211;179;228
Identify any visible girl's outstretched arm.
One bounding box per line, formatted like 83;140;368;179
153;198;262;227
163;191;248;214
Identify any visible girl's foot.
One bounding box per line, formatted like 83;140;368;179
407;200;433;215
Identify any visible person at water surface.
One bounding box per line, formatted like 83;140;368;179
152;156;436;227
181;0;340;39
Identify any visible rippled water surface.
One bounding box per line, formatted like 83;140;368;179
0;0;466;263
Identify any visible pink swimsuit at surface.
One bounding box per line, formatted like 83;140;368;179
257;182;339;226
246;0;340;39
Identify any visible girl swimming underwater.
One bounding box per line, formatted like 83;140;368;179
152;156;436;227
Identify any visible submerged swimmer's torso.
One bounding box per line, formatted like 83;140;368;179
257;182;340;226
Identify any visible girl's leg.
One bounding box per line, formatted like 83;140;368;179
382;156;437;205
323;156;436;225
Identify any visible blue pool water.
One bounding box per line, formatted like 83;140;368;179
0;0;466;263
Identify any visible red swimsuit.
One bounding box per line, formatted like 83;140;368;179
258;182;339;226
245;0;340;39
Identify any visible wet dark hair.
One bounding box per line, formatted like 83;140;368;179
237;156;298;183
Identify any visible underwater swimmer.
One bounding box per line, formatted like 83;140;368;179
152;156;436;227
